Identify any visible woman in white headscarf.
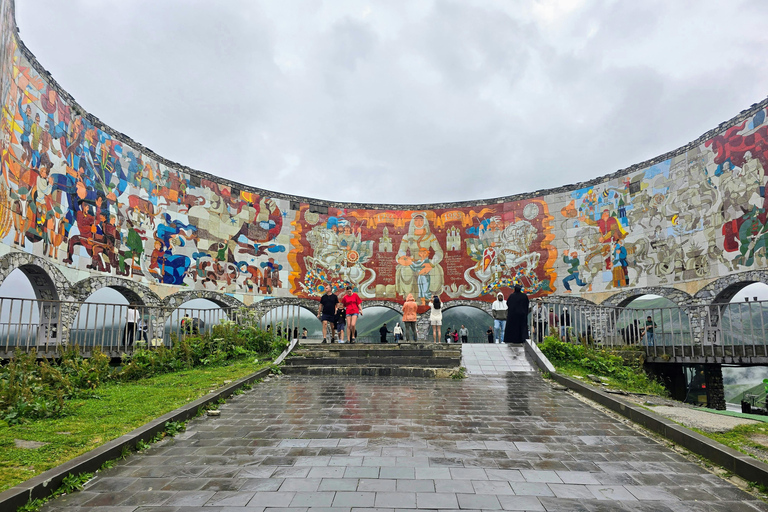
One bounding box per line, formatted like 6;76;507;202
395;212;444;302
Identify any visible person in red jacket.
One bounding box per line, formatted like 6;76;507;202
340;286;362;343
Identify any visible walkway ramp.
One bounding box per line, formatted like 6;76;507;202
461;343;536;375
63;371;763;511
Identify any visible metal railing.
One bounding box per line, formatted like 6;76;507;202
534;300;768;358
3;295;767;359
0;297;308;356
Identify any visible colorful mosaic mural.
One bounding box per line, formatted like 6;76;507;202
289;202;555;303
1;0;768;306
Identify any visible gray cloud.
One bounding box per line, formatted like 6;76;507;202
15;0;768;204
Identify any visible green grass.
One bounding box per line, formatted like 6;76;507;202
0;358;267;493
539;336;668;396
692;423;768;465
553;362;668;395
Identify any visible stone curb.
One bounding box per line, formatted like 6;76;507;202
524;340;768;487
0;366;272;512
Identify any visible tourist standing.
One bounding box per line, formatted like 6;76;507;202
379;323;391;343
402;294;418;341
301;327;308;339
444;329;452;343
459;325;468;343
504;284;530;344
491;292;507;343
486;326;494;343
317;288;338;343
429;295;442;343
560;307;571;339
393;322;403;342
643;316;657;346
452;329;459;343
124;305;139;349
341;286;362;343
548;307;559;339
531;298;548;342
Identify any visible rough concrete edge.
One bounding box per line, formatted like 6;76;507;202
524;339;555;374
0;366;272;512
524;340;768;488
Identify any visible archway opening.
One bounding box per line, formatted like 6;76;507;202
259;305;321;341
441;306;493;344
0;269;45;349
70;287;143;351
354;306;402;343
719;282;768;346
164;298;229;343
611;294;687;347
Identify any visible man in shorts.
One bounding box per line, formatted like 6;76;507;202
317;288;339;343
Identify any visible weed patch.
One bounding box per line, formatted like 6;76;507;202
539;336;667;395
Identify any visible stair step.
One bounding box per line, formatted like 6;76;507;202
284;357;461;367
281;365;461;378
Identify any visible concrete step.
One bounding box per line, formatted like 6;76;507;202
284;341;462;378
281;365;461;378
284;357;461;367
292;348;462;358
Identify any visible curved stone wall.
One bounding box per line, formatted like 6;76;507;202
2;0;768;311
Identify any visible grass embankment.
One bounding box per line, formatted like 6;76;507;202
694;423;768;466
0;358;267;492
539;336;667;395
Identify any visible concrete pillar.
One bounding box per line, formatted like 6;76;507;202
704;364;726;410
645;363;687;402
416;314;431;342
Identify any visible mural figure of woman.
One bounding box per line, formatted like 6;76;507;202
395;212;444;303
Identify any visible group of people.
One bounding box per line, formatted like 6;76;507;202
529;298;573;343
397;285;531;343
317;286;362;343
486;285;531;344
620;316;658;346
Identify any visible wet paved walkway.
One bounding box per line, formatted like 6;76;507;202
43;364;768;512
461;345;534;376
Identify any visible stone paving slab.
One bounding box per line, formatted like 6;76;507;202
461;344;535;375
40;373;768;512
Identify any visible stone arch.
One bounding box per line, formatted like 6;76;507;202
163;291;245;311
65;276;162;307
361;300;403;314
694;270;768;305
441;299;492;315
690;271;768;335
0;252;70;347
0;251;68;301
600;287;692;308
253;297;320;317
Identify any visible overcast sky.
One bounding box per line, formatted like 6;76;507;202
14;0;768;205
6;1;768;302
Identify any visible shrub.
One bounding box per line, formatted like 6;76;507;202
539;336;666;395
0;350;67;424
1;319;285;423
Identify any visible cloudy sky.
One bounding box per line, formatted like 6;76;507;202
14;0;768;206
6;0;768;302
